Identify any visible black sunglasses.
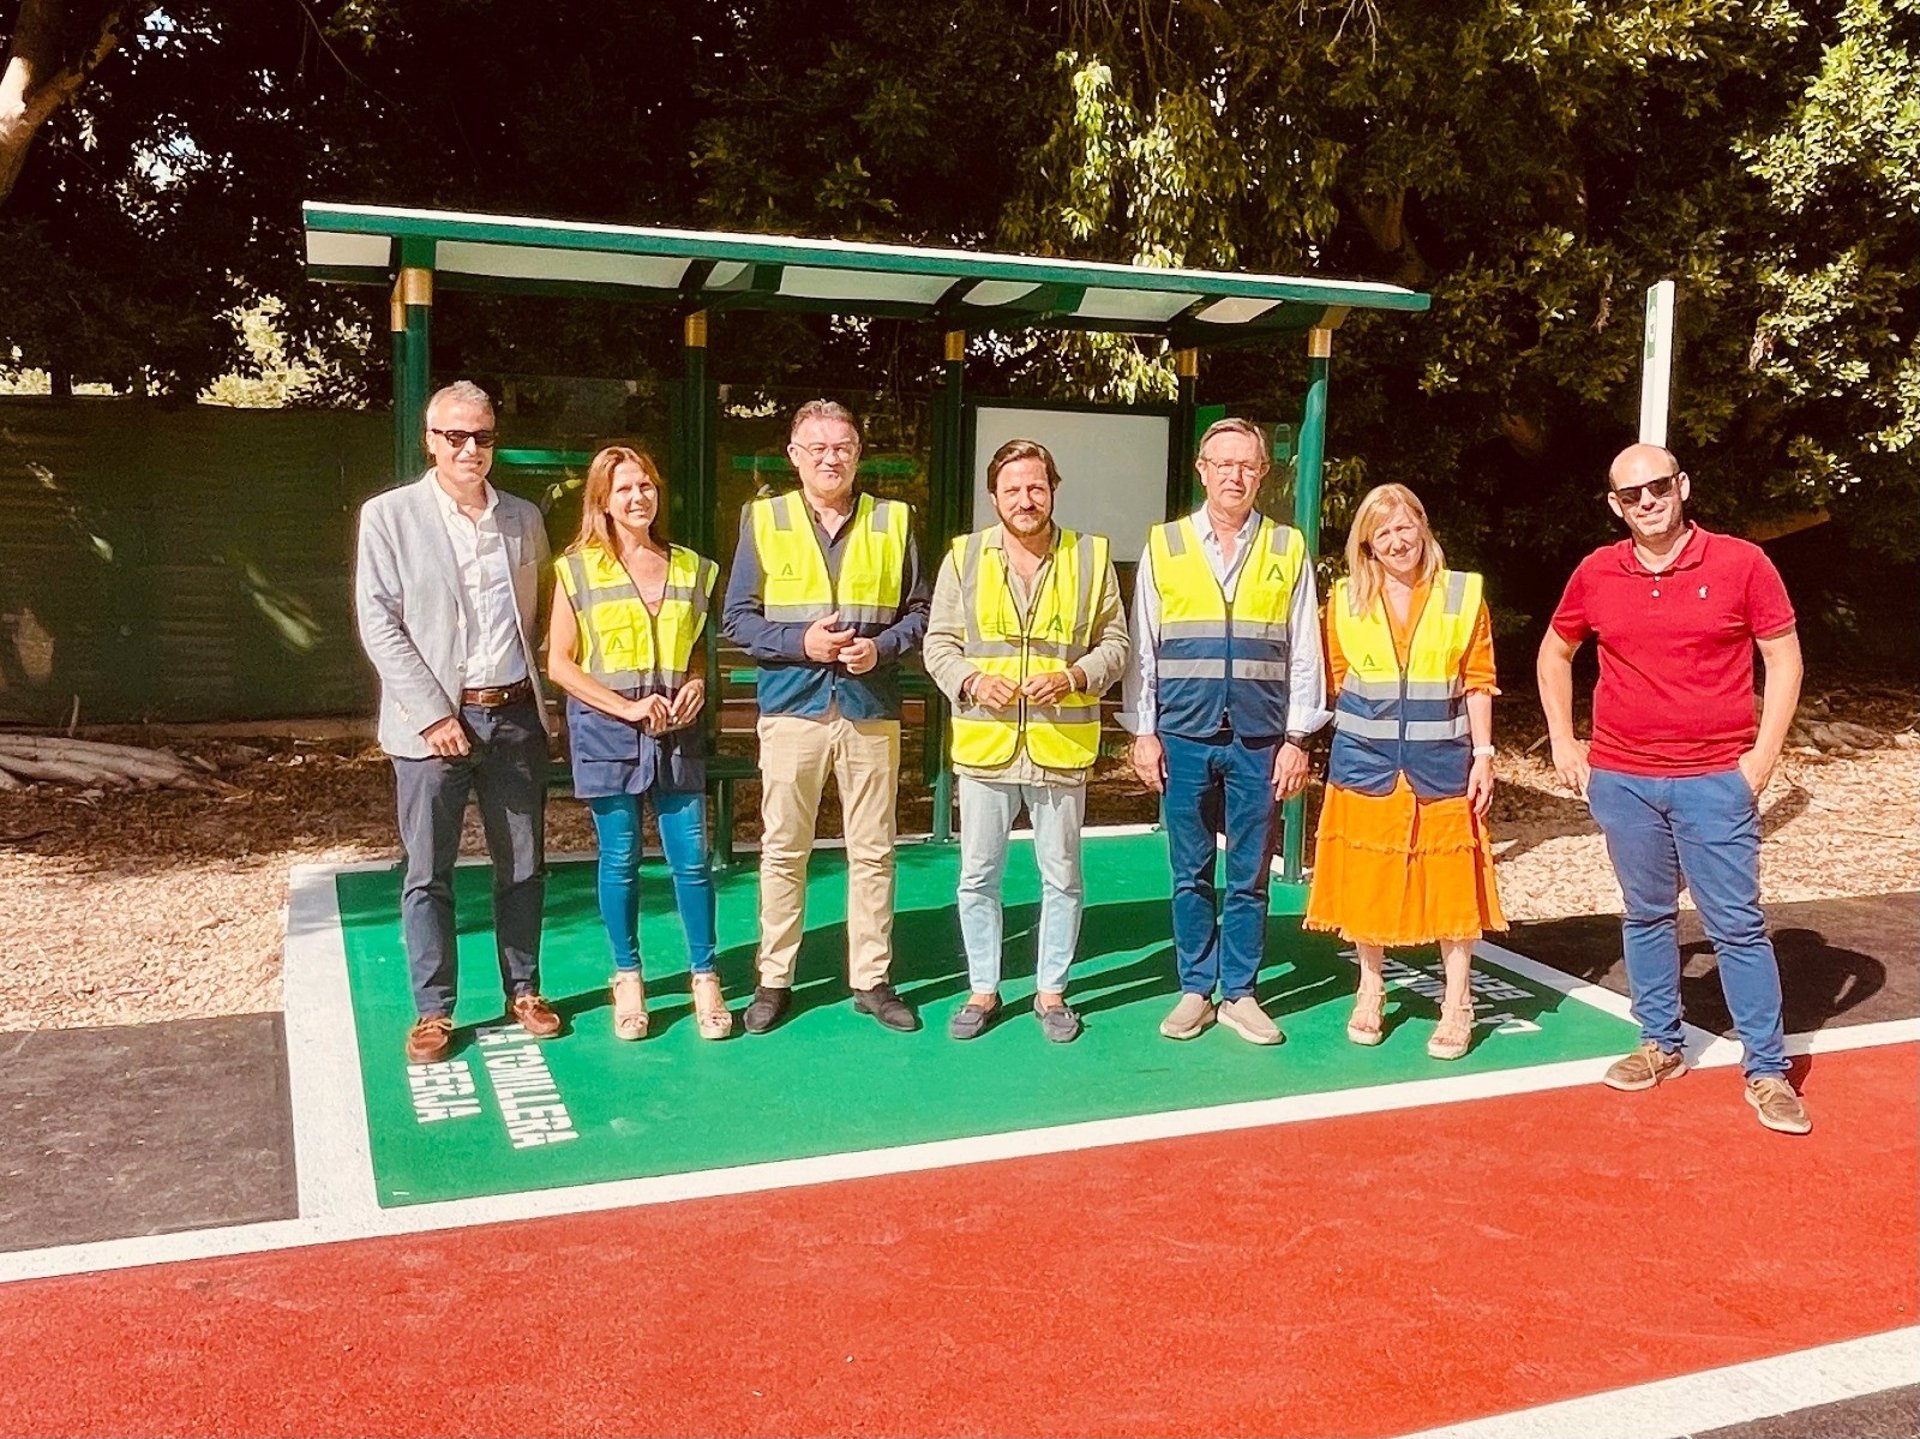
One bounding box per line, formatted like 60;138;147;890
430;427;498;450
1610;473;1680;507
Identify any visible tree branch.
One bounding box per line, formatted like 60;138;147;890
0;0;157;208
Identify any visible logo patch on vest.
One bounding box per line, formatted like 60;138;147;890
779;563;794;578
1266;562;1286;580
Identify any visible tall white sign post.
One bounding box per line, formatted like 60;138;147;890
1639;279;1676;446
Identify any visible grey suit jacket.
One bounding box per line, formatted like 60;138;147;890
354;472;552;759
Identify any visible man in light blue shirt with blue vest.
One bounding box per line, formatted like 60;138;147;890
1121;418;1328;1045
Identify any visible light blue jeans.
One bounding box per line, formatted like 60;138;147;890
1586;766;1787;1078
956;776;1086;996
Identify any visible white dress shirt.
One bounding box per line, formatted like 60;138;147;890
436;479;527;688
1118;506;1329;738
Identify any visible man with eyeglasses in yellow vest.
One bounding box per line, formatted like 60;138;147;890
923;438;1131;1043
723;399;932;1034
1121;417;1329;1046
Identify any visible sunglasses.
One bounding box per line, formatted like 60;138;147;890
1610;473;1679;507
430;427;498;450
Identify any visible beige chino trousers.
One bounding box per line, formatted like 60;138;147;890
755;710;900;990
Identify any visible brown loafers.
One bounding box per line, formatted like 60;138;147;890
405;1014;454;1064
507;993;563;1039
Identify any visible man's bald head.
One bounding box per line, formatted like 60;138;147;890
1609;443;1680;487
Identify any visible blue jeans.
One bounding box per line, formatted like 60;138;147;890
587;789;717;975
956;776;1086;996
1587;766;1787;1078
1162;731;1282;1002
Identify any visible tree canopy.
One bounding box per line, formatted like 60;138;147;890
2;0;1915;634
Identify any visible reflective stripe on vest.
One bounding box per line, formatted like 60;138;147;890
1326;568;1481;799
949;525;1107;771
558;543;716;693
749;490;909;626
1145;514;1305;737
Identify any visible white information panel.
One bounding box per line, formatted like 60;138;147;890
1639;279;1676;447
969;405;1173;562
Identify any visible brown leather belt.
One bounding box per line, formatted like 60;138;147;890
460;678;534;708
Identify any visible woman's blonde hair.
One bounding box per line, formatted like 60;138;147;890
1343;483;1445;615
570;444;668;554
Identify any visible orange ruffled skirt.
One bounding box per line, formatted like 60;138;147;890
1304;776;1506;946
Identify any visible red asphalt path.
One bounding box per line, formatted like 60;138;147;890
3;1043;1913;1438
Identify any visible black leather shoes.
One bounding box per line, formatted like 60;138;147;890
743;985;791;1034
853;982;920;1032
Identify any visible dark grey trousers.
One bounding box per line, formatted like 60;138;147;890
392;698;548;1018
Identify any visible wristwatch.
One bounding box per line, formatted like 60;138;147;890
1472;744;1496;758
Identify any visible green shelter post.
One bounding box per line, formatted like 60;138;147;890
929;329;966;843
1280;312;1342;885
1172;348;1200;512
390;239;435;481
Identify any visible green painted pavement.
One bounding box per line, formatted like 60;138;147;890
334;832;1637;1208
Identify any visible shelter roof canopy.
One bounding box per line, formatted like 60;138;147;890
303;202;1428;345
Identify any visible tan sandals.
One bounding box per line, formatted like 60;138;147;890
1347;986;1386;1046
1427;1001;1476;1061
611;972;649;1041
613;971;734;1041
691;972;734;1040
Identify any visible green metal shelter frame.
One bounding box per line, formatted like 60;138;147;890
303;201;1431;886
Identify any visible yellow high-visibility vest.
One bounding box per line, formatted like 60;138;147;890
556;542;715;693
748;490;909;627
949;526;1108;771
1327;568;1482;799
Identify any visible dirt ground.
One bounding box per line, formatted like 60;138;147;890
2;686;1914;1033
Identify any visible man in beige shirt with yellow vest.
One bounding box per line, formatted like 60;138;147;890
924;438;1131;1042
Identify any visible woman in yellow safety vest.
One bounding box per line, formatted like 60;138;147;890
546;444;728;1042
1304;483;1507;1060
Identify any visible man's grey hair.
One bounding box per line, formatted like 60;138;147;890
1197;416;1269;462
789;399;860;442
425;380;495;427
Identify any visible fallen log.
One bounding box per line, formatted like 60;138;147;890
0;735;198;784
0;754;135;787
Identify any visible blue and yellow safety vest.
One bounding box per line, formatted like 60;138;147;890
1327;568;1482;800
1146;514;1306;739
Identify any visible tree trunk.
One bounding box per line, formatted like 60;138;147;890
0;0;154;210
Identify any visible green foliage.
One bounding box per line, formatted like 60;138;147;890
0;0;1912;604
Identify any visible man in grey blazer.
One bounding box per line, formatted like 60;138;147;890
354;380;559;1064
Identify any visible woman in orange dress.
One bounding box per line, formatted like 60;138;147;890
1304;483;1505;1060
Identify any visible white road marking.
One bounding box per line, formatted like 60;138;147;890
1394;1325;1920;1439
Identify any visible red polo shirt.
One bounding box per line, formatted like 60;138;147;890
1550;525;1796;777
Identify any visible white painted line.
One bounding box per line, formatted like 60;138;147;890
1394;1325;1919;1439
0;1052;1629;1286
1474;938;1728;1061
282;864;380;1221
1788;1016;1920;1056
1477;941;1920;1069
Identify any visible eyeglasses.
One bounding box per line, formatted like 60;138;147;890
430;428;498;450
794;441;859;461
1201;459;1266;478
1610;473;1679;507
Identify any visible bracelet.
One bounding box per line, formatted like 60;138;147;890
1472;744;1496;758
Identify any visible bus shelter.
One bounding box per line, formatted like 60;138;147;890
302;202;1430;891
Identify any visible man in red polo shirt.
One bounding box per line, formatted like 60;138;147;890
1537;443;1809;1134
